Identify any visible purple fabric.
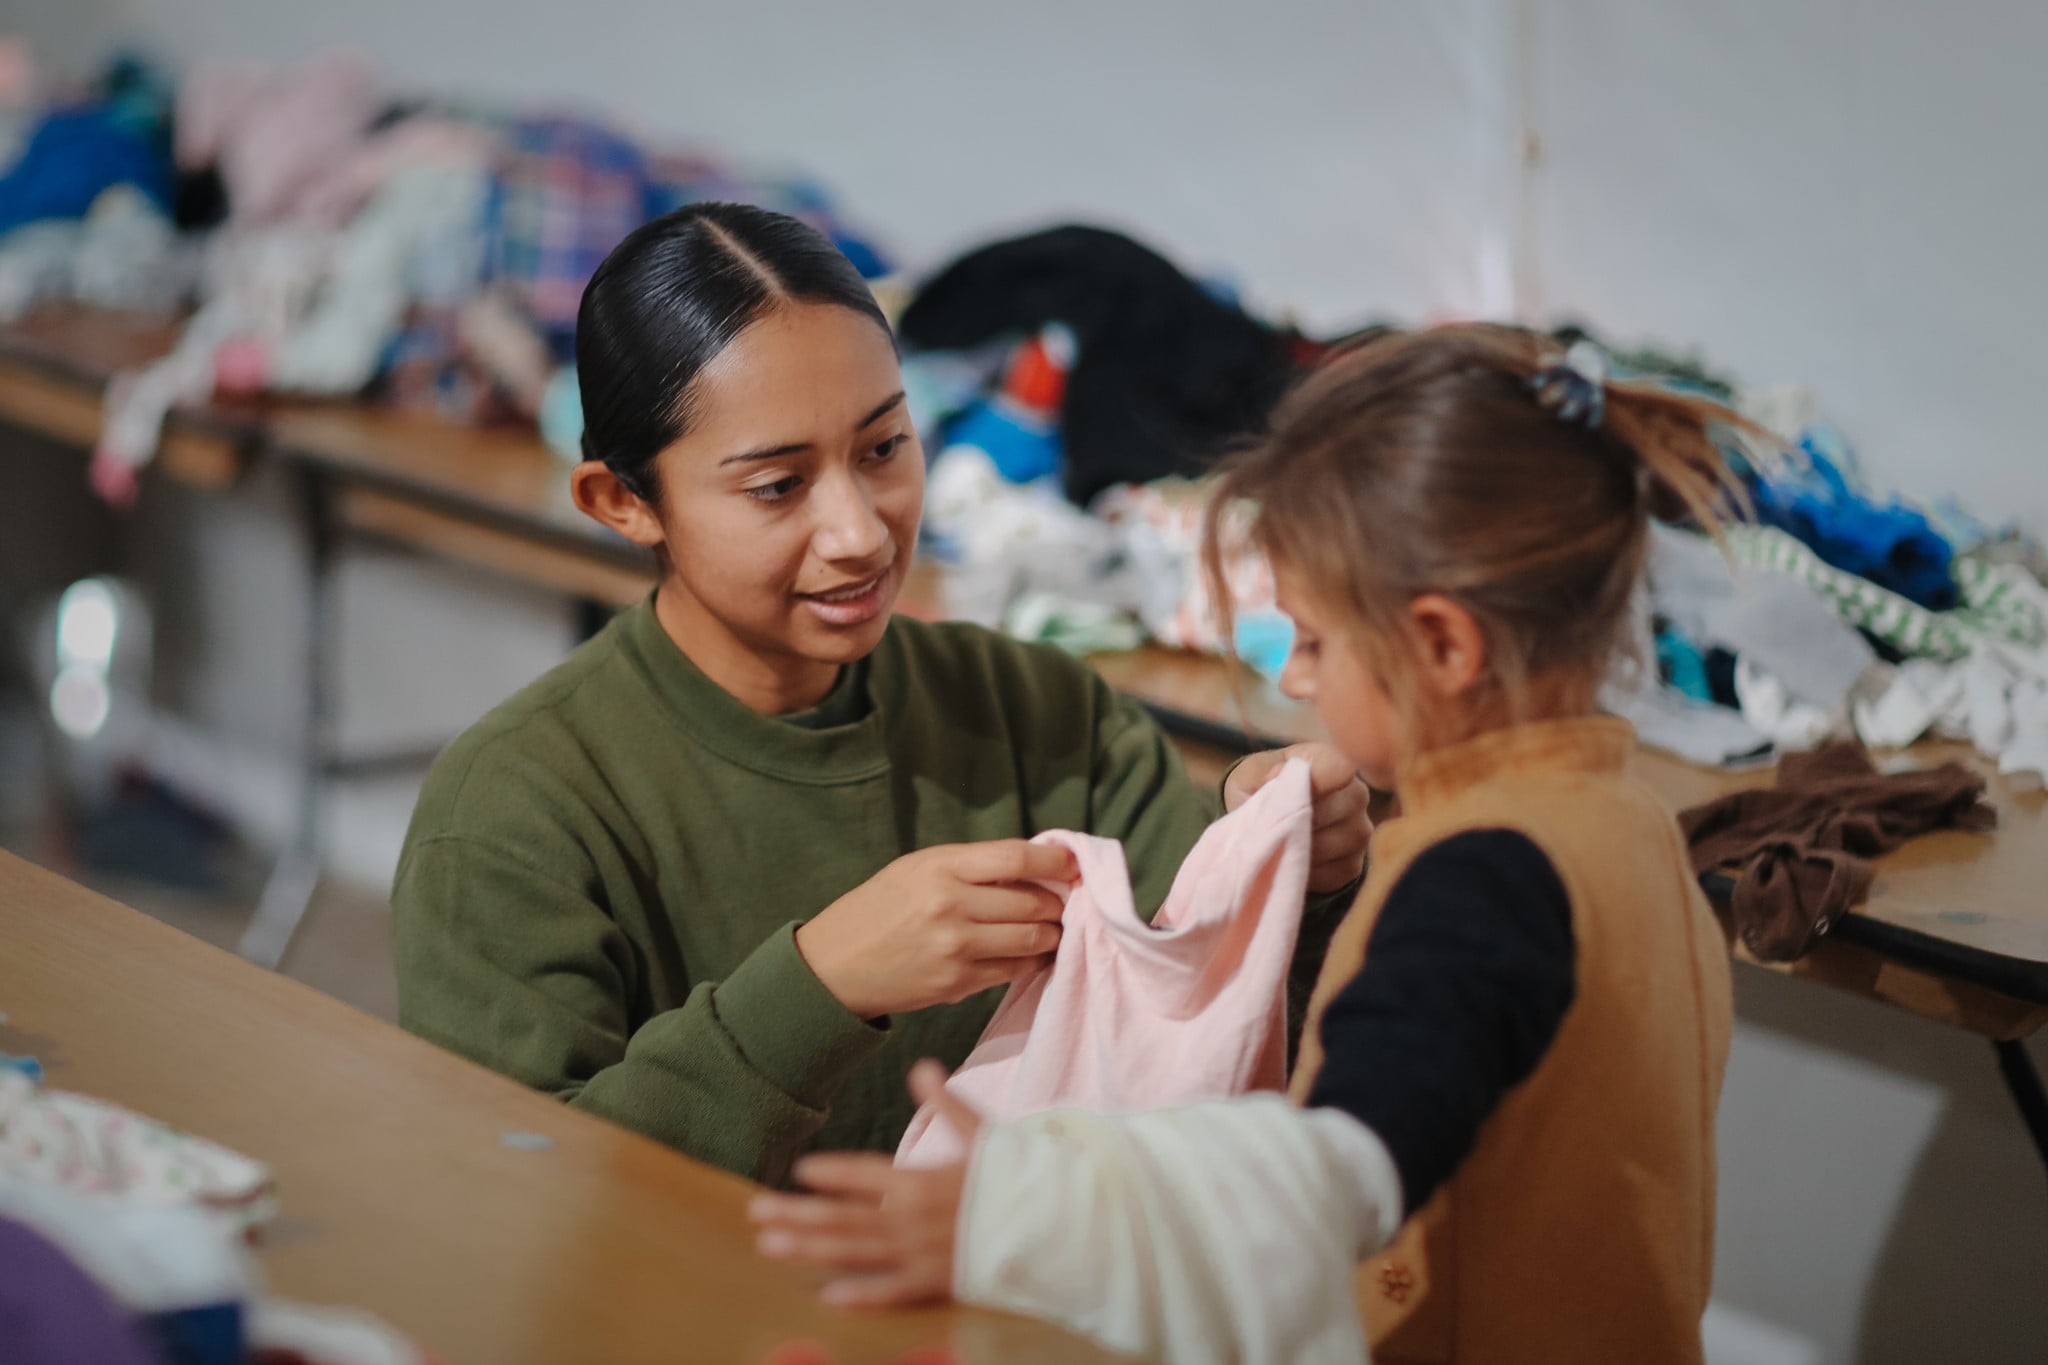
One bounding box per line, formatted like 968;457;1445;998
0;1217;163;1365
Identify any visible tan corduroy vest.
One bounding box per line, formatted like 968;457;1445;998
1291;717;1733;1365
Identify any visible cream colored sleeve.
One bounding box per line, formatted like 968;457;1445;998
954;1096;1401;1365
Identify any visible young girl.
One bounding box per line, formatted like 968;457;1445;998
390;203;1371;1188
751;323;1742;1364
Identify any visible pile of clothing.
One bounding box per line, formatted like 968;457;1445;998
1608;401;2048;786
0;47;889;503
907;268;2048;787
905;224;1362;671
0;1063;430;1365
0;51;195;324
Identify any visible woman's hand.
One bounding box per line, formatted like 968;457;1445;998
796;842;1076;1020
751;1061;980;1308
1224;742;1372;894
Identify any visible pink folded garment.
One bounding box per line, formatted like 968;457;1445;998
896;759;1314;1168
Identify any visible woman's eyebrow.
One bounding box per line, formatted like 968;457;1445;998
719;441;810;467
718;394;906;467
855;392;907;429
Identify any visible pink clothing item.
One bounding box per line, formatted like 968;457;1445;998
176;52;379;226
896;759;1314;1168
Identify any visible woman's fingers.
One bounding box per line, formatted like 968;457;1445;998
1297;742;1364;800
1310;778;1370;831
948;840;1077;886
960;883;1066;924
1310;822;1370;868
960;919;1061;961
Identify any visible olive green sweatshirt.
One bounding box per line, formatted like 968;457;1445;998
392;598;1221;1185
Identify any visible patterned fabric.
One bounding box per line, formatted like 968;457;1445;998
0;1071;274;1235
482;122;891;350
484;116;652;344
1724;525;2047;662
1097;478;1275;655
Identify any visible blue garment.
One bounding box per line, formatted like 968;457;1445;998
940;397;1063;485
482;117;652;354
0;105;173;234
1654;626;1713;703
539;365;584;462
1751;437;1958;611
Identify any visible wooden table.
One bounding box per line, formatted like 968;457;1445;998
0;851;1117;1365
2;305;2044;1156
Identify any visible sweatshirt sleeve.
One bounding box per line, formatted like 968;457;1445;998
956;1096;1402;1365
393;831;887;1185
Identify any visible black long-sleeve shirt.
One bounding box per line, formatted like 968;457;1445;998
1306;829;1577;1214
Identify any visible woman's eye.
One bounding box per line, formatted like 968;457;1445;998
869;434;908;462
745;476;803;504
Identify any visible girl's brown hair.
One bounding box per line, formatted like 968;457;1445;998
1204;323;1755;737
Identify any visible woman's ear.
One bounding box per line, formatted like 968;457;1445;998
571;462;666;548
1406;593;1488;700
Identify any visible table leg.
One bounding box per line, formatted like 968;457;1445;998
238;470;333;969
1994;1038;2048;1186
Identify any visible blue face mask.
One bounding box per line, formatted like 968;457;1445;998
1233;608;1296;683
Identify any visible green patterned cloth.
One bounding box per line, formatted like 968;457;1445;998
1722;525;2047;661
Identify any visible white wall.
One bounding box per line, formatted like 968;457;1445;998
6;0;126;78
1522;0;2048;531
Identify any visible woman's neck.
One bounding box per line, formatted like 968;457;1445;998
653;580;840;716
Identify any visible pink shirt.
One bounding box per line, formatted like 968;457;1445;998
896;760;1314;1167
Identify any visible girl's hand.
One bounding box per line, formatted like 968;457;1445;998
750;1061;981;1309
1224;742;1372;893
797;843;1076;1020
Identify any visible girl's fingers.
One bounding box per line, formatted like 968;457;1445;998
757;1228;907;1271
789;1153;905;1199
908;1059;986;1144
821;1269;951;1310
748;1193;887;1236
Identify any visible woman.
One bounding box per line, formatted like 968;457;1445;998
392;203;1371;1186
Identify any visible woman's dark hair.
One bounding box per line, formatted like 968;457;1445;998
576;201;891;501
